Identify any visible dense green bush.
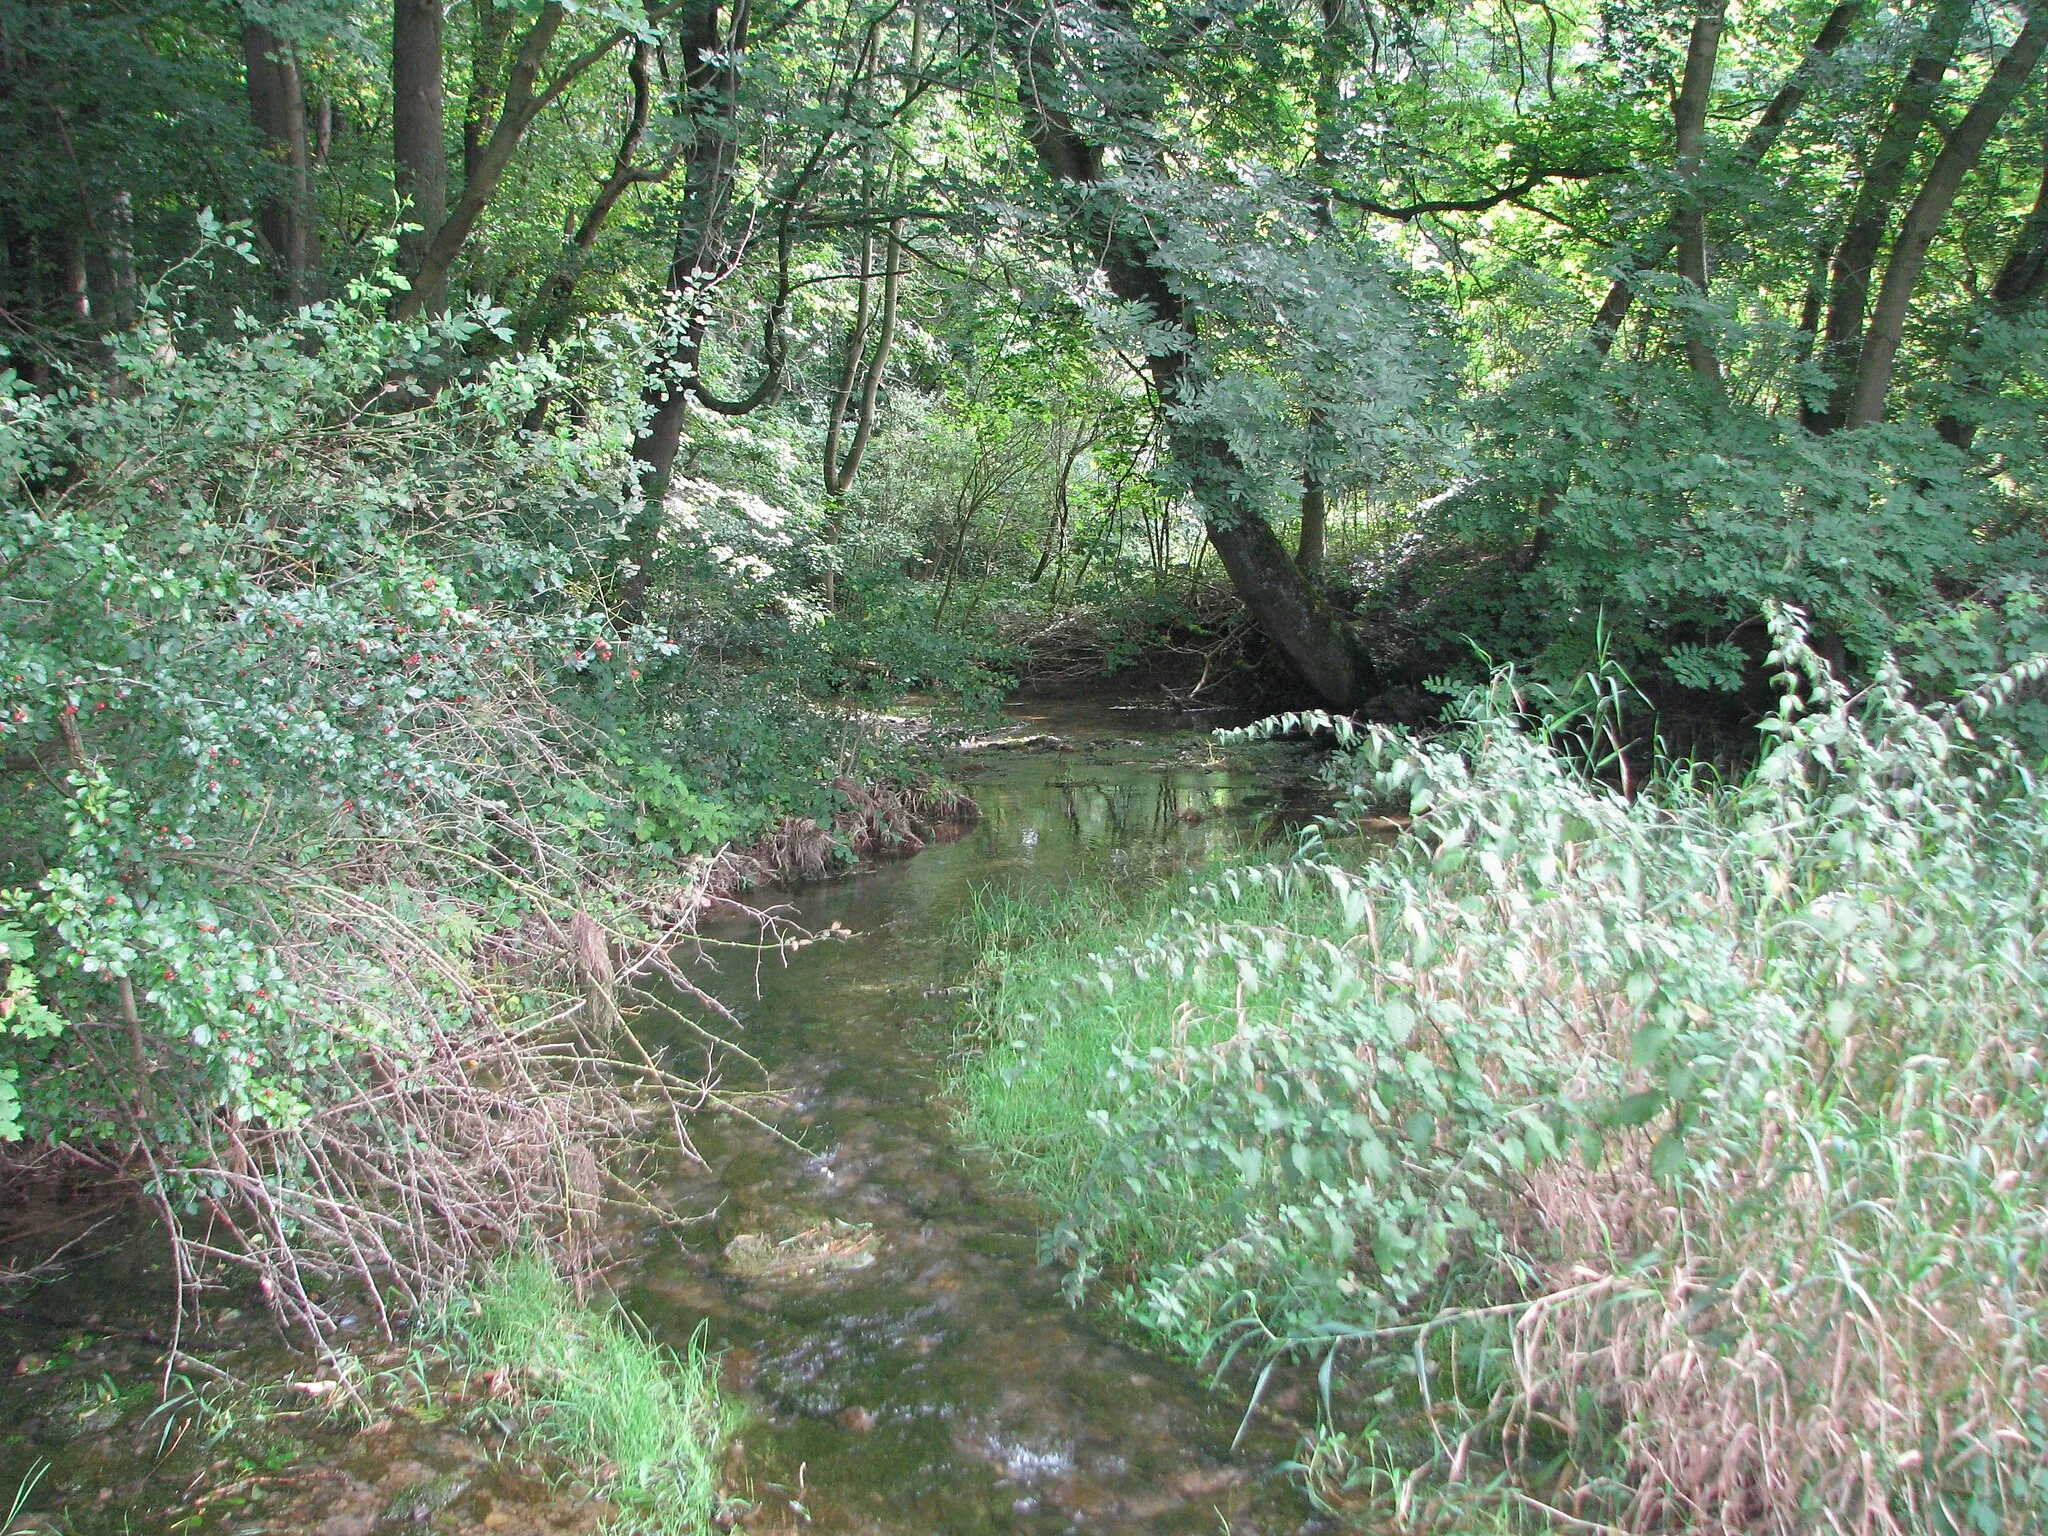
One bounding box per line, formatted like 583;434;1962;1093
1375;352;2048;730
960;608;2048;1532
2;261;592;1132
0;250;964;1332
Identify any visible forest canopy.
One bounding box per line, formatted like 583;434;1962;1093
1;0;2042;718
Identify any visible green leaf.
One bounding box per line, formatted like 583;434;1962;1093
1612;1090;1666;1128
1648;1132;1688;1183
1630;1023;1672;1069
1574;1120;1606;1169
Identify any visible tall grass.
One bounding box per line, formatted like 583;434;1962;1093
448;1256;738;1535
958;609;2048;1534
956;862;1318;1267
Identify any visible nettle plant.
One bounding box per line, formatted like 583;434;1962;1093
0;252;701;1332
1025;608;2048;1529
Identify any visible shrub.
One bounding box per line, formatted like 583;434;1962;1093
0;250;731;1337
1384;355;2048;710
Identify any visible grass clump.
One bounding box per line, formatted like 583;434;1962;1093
449;1256;738;1534
956;856;1316;1253
958;607;2048;1534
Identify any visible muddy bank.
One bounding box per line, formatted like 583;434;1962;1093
709;773;980;892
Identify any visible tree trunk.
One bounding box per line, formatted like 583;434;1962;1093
1295;0;1342;573
1009;16;1374;707
1734;0;1863;164
465;0;516;187
1591;0;1861;355
521;38;666;352
1030;423;1094;596
1672;0;1729;381
106;190;136;326
632;0;736;495
1991;136;2048;315
1807;0;1972;430
1991;133;2048;314
63;224;89;321
824;218;903;495
392;0;447;305
394;3;613;323
1937;125;2048;449
823;225;874;488
1844;12;2048;429
1296;471;1328;572
1538;2;1858;557
243;23;319;305
620;0;739;619
1795;239;1831;362
817;217;875;605
635;0;903;494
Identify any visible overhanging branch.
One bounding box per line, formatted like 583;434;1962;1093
1332;164;1622;221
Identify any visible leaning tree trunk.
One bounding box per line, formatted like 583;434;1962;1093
1008;32;1374;708
519;38;669;357
1845;11;2048;429
1992;130;2048;315
1808;0;1972;431
1101;240;1372;707
464;0;516;187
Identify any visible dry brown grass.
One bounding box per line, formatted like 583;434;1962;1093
1513;1027;2048;1535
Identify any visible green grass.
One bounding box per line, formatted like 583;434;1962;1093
955;862;1334;1275
448;1256;738;1535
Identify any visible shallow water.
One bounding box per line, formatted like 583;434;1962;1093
635;699;1326;1536
0;698;1330;1535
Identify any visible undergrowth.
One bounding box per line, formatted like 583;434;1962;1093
0;262;980;1342
958;606;2048;1534
446;1255;738;1536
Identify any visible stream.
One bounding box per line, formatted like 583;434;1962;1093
637;698;1321;1536
0;699;1330;1536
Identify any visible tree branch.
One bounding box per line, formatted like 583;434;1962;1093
394;0;688;321
1332;164;1621;221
